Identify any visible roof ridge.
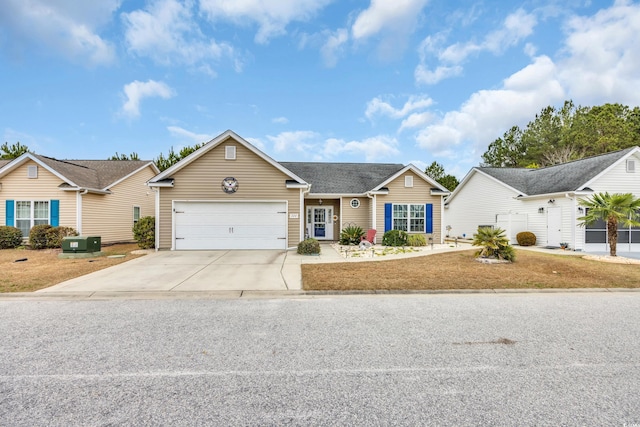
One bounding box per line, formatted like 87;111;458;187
37;155;93;170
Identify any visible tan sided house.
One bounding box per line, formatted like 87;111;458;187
148;130;450;250
0;153;159;243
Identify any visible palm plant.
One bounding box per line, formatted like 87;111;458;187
472;227;515;261
579;192;640;257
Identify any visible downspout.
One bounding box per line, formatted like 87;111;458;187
153;187;160;251
301;184;311;241
77;189;88;235
366;192;376;244
565;193;576;251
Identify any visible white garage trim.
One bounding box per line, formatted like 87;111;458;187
171;200;288;250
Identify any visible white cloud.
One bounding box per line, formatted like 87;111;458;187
167;126;211;144
415;55;564;157
323;135;400;162
267;131;320;153
415;8;537;85
321;28;349;67
365;95;434;120
351;0;429;40
244;137;266;151
272;116;289;124
557;0;640;105
399;112;434;132
198;0;333;44
122;0;238;72
0;0;119;65
121;80;176;118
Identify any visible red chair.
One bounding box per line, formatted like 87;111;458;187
361;229;376;245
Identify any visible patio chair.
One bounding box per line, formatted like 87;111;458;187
361;229;376;245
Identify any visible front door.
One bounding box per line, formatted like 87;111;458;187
308;206;333;240
547;206;562;247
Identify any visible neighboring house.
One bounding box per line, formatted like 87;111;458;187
445;147;640;253
147;130;449;250
0;153;159;243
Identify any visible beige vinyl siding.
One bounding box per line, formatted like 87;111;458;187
157;138;301;249
0;160;76;231
376;171;443;243
340;197;370;231
81;166;156;243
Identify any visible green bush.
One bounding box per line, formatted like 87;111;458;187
297;238;320;255
516;231;536;246
472;226;516;262
133;216;155;249
45;226;78;248
407;234;427;246
382;229;409;246
0;226;23;249
339;225;364;245
29;224;53;249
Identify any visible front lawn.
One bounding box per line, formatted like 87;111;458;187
301;249;640;290
0;244;145;293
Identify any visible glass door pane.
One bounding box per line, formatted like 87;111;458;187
314;208;326;237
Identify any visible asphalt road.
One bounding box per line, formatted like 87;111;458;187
1;292;639;426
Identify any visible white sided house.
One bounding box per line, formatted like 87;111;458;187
445;147;640;253
147;130;450;251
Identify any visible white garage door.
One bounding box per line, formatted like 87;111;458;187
174;201;287;250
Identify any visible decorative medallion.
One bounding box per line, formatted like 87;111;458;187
221;177;238;193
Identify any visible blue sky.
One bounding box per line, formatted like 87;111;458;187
1;0;639;178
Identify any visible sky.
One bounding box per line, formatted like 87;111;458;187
1;0;640;179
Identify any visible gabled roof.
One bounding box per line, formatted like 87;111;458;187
372;163;450;193
447;147;639;204
0;153;158;192
280;162;405;194
149;129;307;185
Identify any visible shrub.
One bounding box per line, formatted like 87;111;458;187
339;225;364;245
133;216;155;249
516;231;536;246
472;226;515;262
407;234;427;246
45;226;78;248
382;229;409;246
29;224;53;249
297;238;320;255
0;226;23;249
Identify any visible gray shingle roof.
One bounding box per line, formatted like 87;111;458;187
32;155;153;190
0;160;10;168
280;162;405;194
479;147;636;195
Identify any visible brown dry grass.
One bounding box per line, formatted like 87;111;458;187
0;244;145;293
302;249;640;290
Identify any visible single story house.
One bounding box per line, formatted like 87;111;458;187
444;146;640;253
0;153;159;243
147;130;450;250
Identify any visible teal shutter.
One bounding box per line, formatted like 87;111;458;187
425;204;433;234
50;200;59;226
384;203;392;232
5;200;14;226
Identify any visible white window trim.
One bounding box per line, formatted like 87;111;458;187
16;200;50;236
404;176;413;187
225;145;237;160
392;203;425;233
133;206;141;225
627;159;636;173
27;165;38;179
350;198;360;209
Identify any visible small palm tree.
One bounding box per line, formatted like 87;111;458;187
579;192;640;257
472;227;515;261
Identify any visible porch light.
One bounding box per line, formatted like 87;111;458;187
318;199;323;205
577;207;584;214
538;207;545;214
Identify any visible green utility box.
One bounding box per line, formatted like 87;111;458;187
62;236;102;253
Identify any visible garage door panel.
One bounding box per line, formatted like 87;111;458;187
174;202;287;250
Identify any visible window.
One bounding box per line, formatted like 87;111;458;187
405;176;413;187
392;204;425;232
133;206;141;225
225;145;236;160
585;208;640;244
350;198;360;209
16;201;49;237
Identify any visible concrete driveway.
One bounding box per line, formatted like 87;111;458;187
39;250;302;293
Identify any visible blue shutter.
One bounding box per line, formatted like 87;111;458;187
384;203;392;232
5;200;14;226
50;200;59;227
425;203;433;234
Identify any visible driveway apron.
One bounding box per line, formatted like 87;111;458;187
39;250;294;293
